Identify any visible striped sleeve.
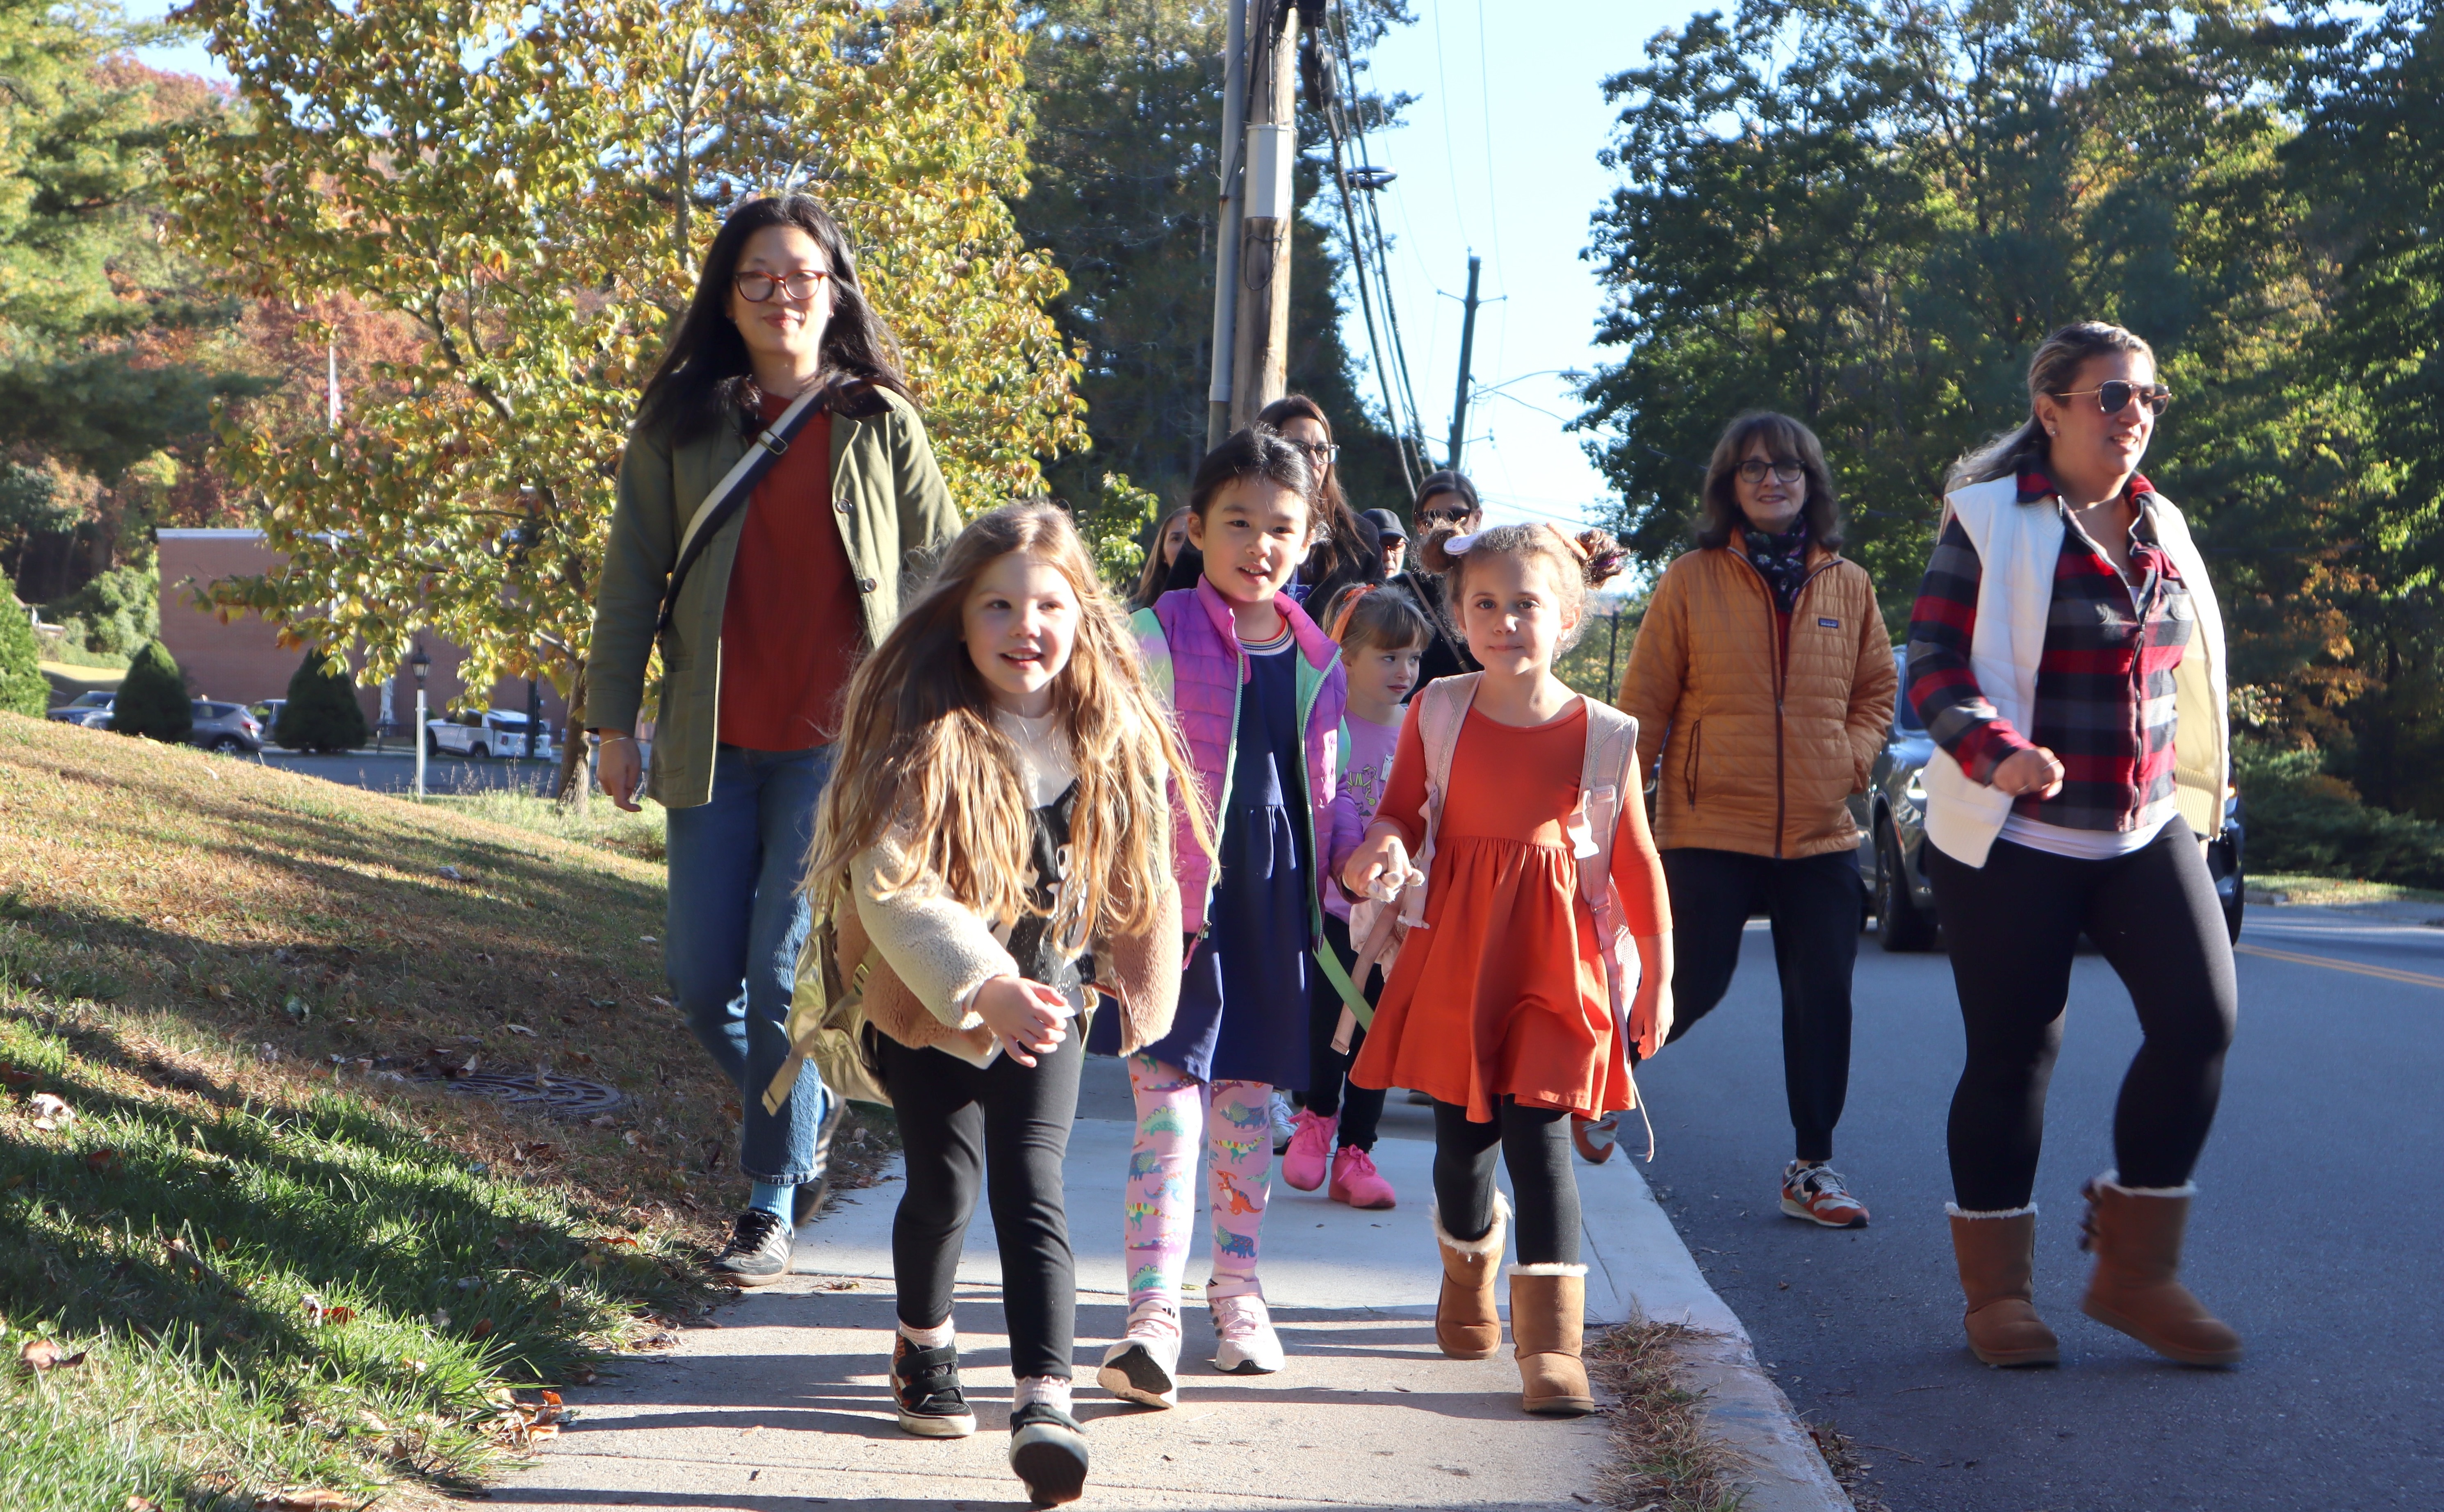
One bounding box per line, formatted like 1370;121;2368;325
1904;516;2032;784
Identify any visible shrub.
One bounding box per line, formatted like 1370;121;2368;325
109;639;191;742
274;649;370;753
45;565;159;658
0;600;45;717
2235;740;2444;890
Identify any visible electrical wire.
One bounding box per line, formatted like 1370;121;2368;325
1326;0;1434;485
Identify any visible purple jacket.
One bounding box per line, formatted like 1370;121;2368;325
1133;578;1346;936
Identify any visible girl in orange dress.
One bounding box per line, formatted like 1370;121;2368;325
1341;522;1675;1419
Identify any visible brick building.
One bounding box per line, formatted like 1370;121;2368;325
156;529;570;736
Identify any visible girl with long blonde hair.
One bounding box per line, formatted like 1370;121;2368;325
806;501;1204;1505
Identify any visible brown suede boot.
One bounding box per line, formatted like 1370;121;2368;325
2079;1174;2242;1366
1508;1265;1594;1416
1947;1207;2059;1367
1431;1194;1507;1360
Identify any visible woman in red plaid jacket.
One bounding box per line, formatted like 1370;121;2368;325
1904;321;2241;1373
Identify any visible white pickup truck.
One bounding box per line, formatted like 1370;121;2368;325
426;710;557;761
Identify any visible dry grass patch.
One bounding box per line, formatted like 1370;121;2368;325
1587;1319;1751;1512
0;713;883;1509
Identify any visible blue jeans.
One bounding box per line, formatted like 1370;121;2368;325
664;743;836;1185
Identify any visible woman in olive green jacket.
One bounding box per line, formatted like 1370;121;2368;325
584;194;958;1283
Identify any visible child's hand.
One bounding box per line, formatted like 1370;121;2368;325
973;975;1072;1068
1341;825;1421;901
1628;931;1675;1061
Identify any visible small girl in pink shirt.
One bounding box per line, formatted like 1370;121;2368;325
1282;583;1434;1208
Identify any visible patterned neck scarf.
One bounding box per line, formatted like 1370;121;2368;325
1742;519;1811;611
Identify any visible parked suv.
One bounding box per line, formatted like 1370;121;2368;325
189;701;266;755
426;708;555;761
1853;651;2247;948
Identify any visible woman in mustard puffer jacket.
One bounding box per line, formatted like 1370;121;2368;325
1615;411;1896;1226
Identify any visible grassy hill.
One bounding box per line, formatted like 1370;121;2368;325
0;714;766;1509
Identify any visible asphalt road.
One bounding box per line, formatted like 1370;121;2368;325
1634;901;2444;1512
255;748;561;795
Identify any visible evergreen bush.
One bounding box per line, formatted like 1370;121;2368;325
2235;740;2444;890
274;649;369;753
0;598;46;717
110;640;192;742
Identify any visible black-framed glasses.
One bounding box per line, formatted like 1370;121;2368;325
734;269;830;303
1290;440;1341;465
1735;458;1806;485
2054;380;2172;416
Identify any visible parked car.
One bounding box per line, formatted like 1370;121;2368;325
426;709;556;761
189;700;266;755
251;698;287;737
1853;650;2248;948
48;690;116;727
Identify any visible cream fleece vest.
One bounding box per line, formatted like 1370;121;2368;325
1920;478;2229;868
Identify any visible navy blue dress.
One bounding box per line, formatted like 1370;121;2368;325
1137;637;1314;1087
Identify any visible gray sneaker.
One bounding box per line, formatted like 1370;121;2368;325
708;1207;793;1286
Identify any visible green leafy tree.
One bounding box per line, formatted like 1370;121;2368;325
109;638;189;742
43;563;157;658
0;594;44;717
172;0;1085;772
273;649;369;753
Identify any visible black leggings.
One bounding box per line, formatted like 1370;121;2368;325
1925;819;2238;1212
1433;1100;1579;1265
1305;913;1387;1150
875;1025;1083;1381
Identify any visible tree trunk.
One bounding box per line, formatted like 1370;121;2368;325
554;666;592;813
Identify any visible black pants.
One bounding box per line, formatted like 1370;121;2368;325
1925;820;2238;1212
1305;913;1387;1150
875;1024;1083;1381
1661;847;1863;1161
1433;1100;1579;1266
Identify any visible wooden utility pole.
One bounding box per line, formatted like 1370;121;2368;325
1230;1;1299;428
1204;0;1249;451
1446;254;1482;469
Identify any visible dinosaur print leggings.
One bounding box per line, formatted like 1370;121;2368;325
1123;1053;1273;1332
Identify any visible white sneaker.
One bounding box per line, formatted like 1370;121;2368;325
1268;1091;1298;1153
1210;1293;1285;1374
1097;1330;1181;1408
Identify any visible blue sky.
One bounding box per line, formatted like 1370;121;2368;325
121;0;1703;531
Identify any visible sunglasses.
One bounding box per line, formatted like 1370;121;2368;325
734;269;831;303
2053;380;2173;417
1735;458;1806;485
1418;508;1476;526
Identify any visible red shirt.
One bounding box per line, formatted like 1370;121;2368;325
716;397;858;750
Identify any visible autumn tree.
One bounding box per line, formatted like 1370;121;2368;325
171;0;1085;774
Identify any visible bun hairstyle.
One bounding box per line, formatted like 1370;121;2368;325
1316;581;1431;662
1416;521;1627;654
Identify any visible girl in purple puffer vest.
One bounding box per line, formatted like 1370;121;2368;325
1091;427;1356;1406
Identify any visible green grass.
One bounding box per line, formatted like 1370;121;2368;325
0;713;743;1509
2253;872;2444;906
427;789;666;864
39;642;131;672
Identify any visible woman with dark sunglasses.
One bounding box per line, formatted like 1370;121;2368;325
1391;469;1483;688
1614;412;1895;1210
1906;321;2239;1370
585;195;959;1284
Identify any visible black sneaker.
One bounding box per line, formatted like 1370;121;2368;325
890;1335;977;1438
1008;1400;1088;1507
707;1208;792;1287
793;1097;848;1225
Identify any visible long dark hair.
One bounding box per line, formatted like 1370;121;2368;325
1129;506;1192;610
1948;321;2157;492
1696;411;1843;552
635;195;911;445
1254;394;1366;586
1411;468;1480;528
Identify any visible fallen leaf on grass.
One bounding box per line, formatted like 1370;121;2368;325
598;1235;639;1247
325;1305;355;1325
301;1295;326;1326
283;995;310;1021
21;1337;87;1371
127;1497;163;1511
468;1318;495;1339
253;1489;362;1510
506;1024;535;1036
85;1147;119;1174
0;1063;35;1088
438;865;468;882
27;1092;73;1129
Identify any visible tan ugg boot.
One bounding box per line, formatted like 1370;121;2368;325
1947;1206;2059;1367
1431;1195;1507;1360
2079;1174;2242;1366
1508;1265;1593;1417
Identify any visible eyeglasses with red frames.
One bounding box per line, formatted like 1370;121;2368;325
2052;380;2172;416
734;269;830;303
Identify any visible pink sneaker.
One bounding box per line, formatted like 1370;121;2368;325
1281;1109;1337;1192
1327;1145;1396;1209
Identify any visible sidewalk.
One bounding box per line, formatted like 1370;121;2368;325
505;1064;1847;1510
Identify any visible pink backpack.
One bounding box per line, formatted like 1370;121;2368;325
1346;673;1645;1032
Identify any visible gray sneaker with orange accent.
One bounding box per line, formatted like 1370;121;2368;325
1781;1161;1869;1228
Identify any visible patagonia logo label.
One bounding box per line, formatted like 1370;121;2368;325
1818;617;1840;628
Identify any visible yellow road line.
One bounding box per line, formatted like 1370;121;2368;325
2236;942;2444;991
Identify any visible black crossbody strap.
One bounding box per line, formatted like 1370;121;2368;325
654;387;826;637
